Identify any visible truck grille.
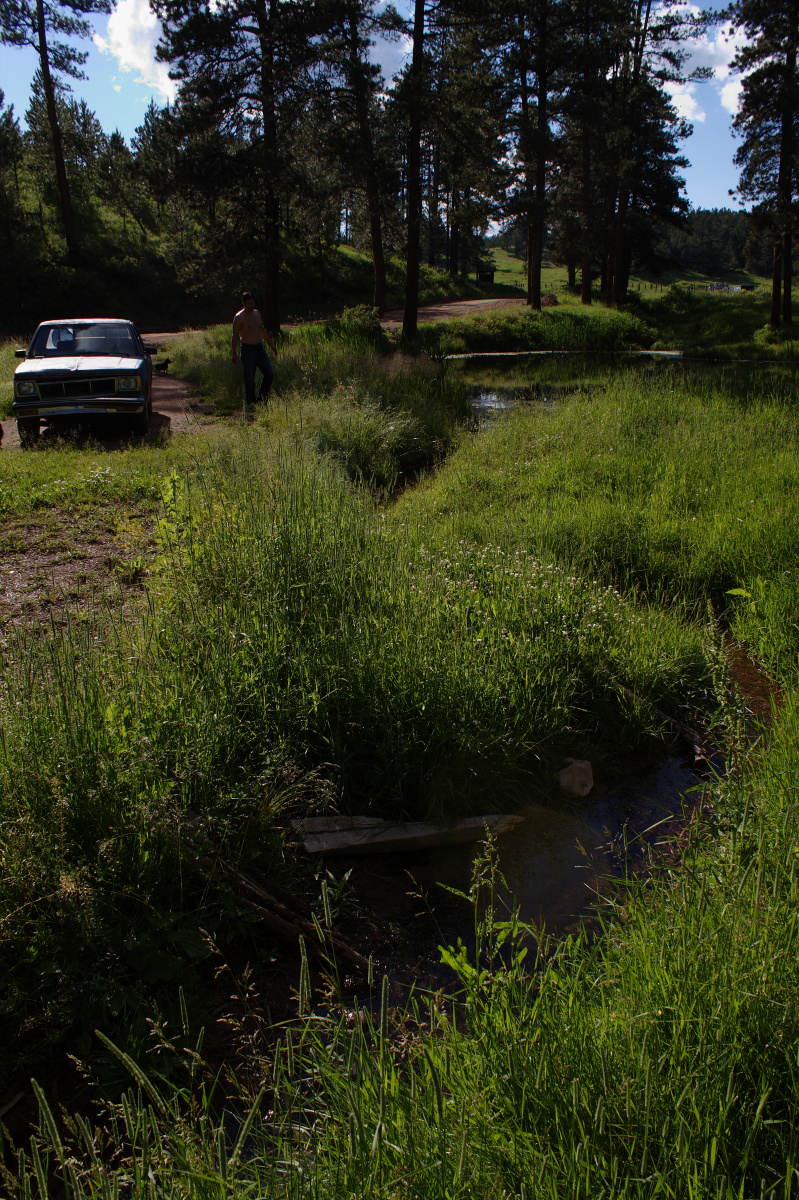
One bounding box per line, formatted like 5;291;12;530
38;377;117;399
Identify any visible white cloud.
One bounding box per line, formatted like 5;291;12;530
681;19;749;116
94;0;177;104
720;77;743;114
665;80;705;122
369;31;412;84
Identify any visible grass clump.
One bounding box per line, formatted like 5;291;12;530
413;305;655;356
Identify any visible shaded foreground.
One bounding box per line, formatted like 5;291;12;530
1;328;799;1196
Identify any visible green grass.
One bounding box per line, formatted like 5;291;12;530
489;249;770;297
0;339;20;418
0;436;191;519
0;408;715;1075
169;322;470;487
400;370;799;673
3;336;799;1196
414;305;655;356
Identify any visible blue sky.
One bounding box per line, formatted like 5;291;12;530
0;5;745;212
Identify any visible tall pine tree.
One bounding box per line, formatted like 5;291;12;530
730;0;799;327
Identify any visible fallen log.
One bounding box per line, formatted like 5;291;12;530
195;855;369;973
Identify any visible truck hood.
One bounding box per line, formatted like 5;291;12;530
15;356;145;376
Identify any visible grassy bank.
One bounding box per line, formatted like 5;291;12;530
414;304;655;356
169;318;470;488
404;281;794;361
402;369;799;678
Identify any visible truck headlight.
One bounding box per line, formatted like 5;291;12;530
116;376;140;392
16;380;36;396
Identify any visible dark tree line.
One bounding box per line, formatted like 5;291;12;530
1;0;796;332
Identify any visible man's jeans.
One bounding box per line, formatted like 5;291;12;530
240;343;274;408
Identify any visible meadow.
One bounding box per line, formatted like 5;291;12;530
1;312;798;1197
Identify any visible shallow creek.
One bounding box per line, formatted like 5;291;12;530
459;350;798;414
381;351;780;948
346;353;783;978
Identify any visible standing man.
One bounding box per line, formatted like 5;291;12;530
232;291;277;413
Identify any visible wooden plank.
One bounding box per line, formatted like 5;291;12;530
292;814;523;856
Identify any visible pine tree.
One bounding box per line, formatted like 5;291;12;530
0;0;110;254
318;0;403;314
154;0;322;332
730;0;799;327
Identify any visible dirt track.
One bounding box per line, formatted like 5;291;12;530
143;296;526;340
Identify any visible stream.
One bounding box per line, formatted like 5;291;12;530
459;350;798;414
383;350;788;948
345;352;784;985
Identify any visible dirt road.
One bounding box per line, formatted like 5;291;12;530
380;296;525;325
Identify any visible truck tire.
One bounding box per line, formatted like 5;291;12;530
132;403;150;436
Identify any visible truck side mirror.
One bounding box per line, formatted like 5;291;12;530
15;348;27;359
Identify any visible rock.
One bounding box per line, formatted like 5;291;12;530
541;294;559;307
558;758;594;797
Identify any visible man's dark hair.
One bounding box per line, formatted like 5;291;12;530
241;291;255;301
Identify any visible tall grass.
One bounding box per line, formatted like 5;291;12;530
168;324;469;486
3;345;798;1183
0;430;715;1060
400;369;799;677
413;305;656;356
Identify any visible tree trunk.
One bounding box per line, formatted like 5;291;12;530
347;11;386;314
580;124;592;304
612;189;629;304
567;259;576;288
776;16;796;328
428;137;440;268
771;237;783;330
449;215;460;276
529;0;548;312
36;0;77;255
402;0;425;341
258;0;280;334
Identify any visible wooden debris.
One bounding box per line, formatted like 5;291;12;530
194;855;368;972
600;668;720;765
290;814;523;856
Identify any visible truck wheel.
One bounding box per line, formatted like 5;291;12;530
17;417;40;446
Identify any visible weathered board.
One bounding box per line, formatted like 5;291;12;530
291;814;523;856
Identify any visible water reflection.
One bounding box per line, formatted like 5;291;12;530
460;351;798;412
402;756;698;935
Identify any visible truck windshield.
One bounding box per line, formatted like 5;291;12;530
31;323;139;358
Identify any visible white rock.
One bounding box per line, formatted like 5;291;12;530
558;758;594;797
